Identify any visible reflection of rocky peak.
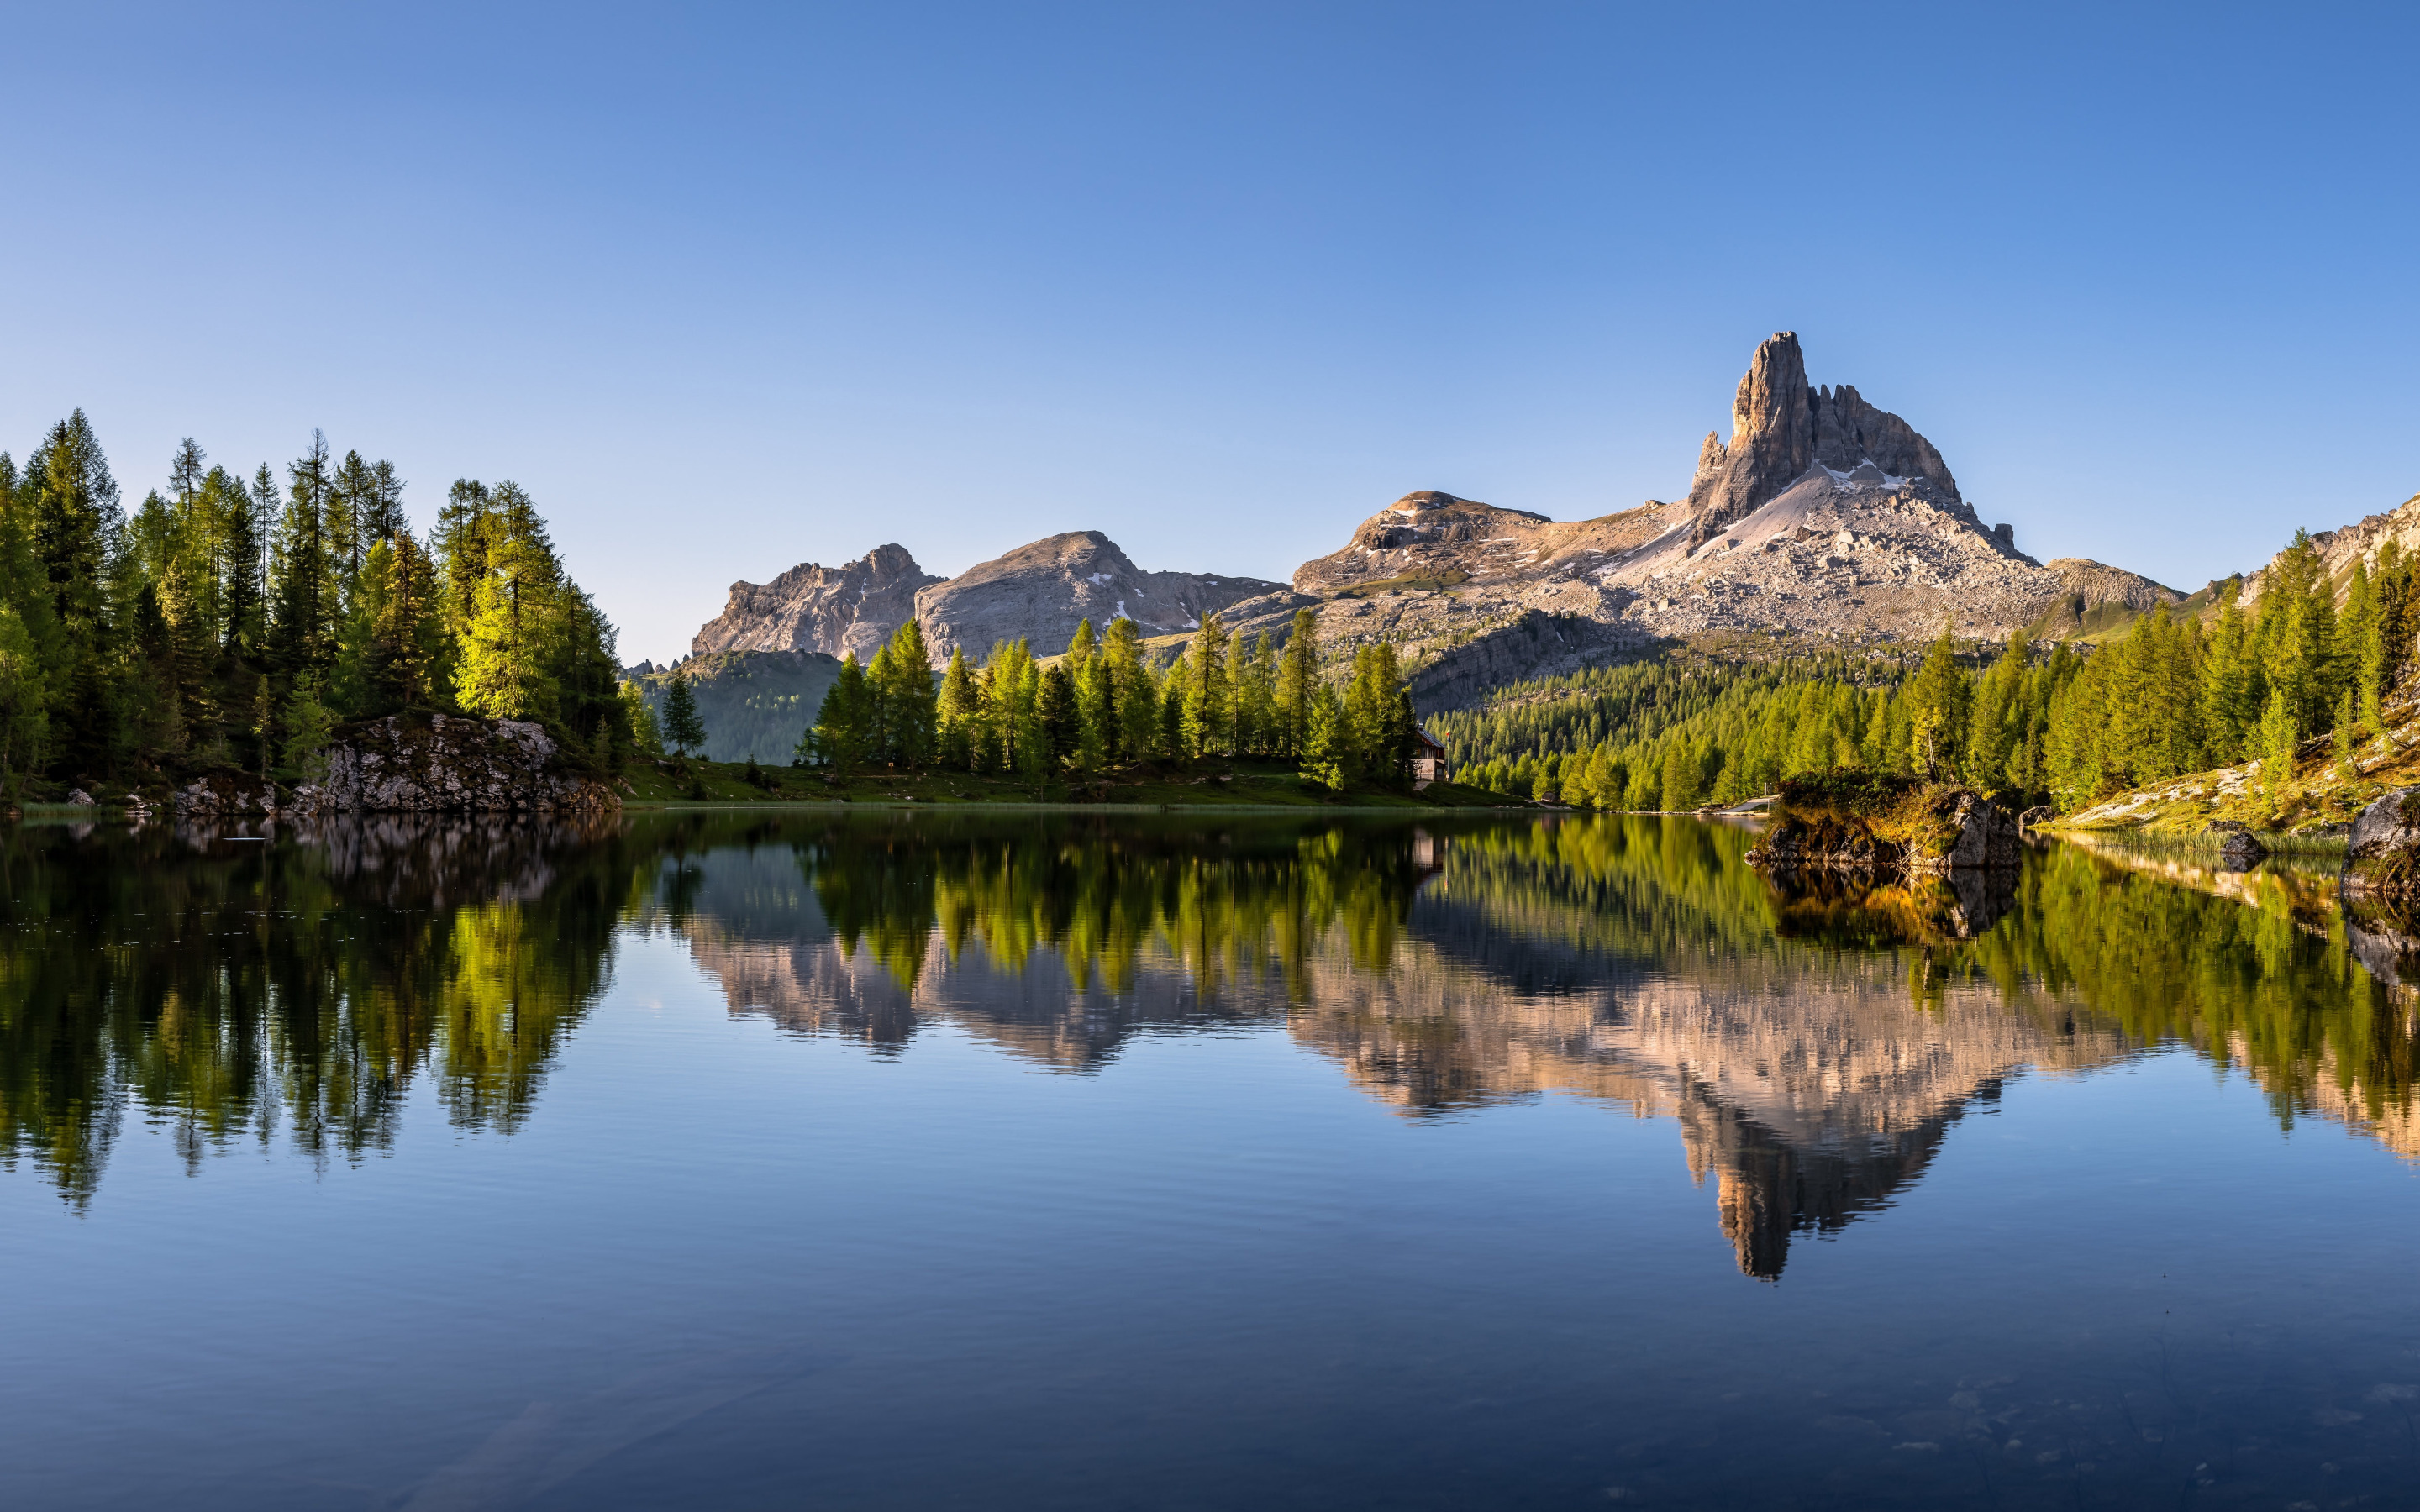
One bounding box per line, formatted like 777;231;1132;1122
1691;1083;1972;1282
1292;888;2136;1277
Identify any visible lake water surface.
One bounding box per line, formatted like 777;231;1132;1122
5;811;2420;1509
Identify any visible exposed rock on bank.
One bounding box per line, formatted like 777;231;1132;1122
2343;787;2420;896
171;716;620;817
1745;772;2020;873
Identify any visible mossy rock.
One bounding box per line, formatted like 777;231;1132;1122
2344;786;2420;897
1748;768;2019;872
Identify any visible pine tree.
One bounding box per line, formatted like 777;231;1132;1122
980;640;1036;774
1660;740;1700;811
2201;595;2253;762
328;449;381;605
1076;654;1111;774
1344;641;1406;781
1039;662;1078;768
626;680;665;757
1181;612;1230;757
1902;622;1971;778
23;412;121;655
350;535;434;712
1302;685;1353;790
936;647;981;769
2335;687;2360;785
663;669;708;759
1276;607;1318;756
1233;632;1276;755
268;433;334;680
282;675;336;781
873;618;937;767
23;412;123;774
1103;617;1154;761
2259;684;2300;811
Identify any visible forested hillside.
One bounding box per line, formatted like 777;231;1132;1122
802;606;1428;792
1438;527;2401;821
0;412;634;800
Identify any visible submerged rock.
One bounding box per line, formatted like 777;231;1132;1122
2344;787;2420;896
2216;828;2268;869
1745;771;2020;873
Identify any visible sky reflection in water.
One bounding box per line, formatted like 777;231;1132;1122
3;811;2418;1510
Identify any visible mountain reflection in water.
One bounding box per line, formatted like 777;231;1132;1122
4;811;2415;1280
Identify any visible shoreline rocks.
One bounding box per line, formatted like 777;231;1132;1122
2343;787;2420;896
1745;773;2021;874
171;715;620;818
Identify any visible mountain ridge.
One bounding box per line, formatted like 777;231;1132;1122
673;333;2314;721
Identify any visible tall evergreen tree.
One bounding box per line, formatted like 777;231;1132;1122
936;646;981;769
1181;612;1230;756
1277;607;1319;756
663;668;708;759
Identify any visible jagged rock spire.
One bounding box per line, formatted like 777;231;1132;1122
1685;332;1960;548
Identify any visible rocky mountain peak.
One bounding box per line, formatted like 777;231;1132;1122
914;531;1286;663
1685;333;1960;549
691;543;944;660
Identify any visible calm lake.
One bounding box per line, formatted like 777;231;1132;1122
5;811;2420;1509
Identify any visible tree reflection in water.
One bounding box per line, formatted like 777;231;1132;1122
6;810;2417;1279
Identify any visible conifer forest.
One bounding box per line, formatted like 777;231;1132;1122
0;413;631;797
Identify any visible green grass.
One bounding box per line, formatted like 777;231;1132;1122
619;754;1518;809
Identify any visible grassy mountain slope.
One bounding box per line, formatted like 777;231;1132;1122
2051;689;2420;839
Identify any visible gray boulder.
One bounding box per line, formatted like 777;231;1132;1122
2344;788;2420;896
174;716;620;818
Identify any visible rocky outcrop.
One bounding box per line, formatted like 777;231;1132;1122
1746;774;2021;873
913;531;1284;664
691;543;941;659
1289;490;1674;598
171;771;283;818
2344;788;2420;896
1683;332;1960;550
2238;491;2420;613
1237;335;2179;709
171;717;620;817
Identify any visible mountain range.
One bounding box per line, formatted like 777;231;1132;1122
660;332;2338;719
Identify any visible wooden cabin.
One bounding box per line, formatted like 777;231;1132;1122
1411;727;1450;790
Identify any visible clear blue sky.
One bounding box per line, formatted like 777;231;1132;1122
5;2;2415;662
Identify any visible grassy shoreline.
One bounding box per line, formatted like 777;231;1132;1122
618;754;1520;810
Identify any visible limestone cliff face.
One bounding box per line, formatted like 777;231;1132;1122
2236;491;2420;612
687;533;1285;669
690;543;942;659
913;531;1285;664
1289;491;1672;598
1684;332;1960;549
1249;333;2173;703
